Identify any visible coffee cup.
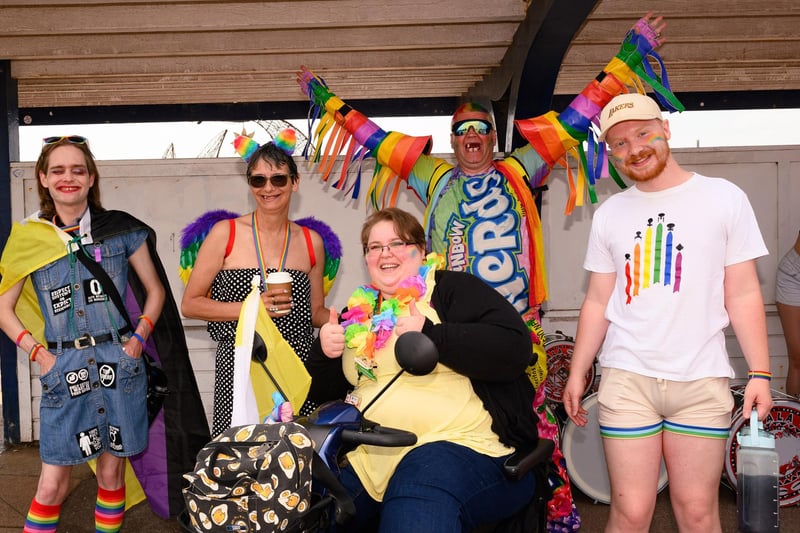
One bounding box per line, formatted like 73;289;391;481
266;271;293;302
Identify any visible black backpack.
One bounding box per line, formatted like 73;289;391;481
182;422;315;532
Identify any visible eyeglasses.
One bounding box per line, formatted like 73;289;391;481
247;174;291;188
452;119;493;136
364;239;412;257
43;135;88;146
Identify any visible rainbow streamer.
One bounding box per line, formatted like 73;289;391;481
515;16;685;215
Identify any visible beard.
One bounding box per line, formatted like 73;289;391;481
618;143;670;183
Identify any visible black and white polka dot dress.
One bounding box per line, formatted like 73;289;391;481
207;267;316;436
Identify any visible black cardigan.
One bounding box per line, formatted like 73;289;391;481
305;269;539;450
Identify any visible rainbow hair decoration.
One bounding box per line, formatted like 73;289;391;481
232;130;259;161
233;127;298;161
273;128;297;156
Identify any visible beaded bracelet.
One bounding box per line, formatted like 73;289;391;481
747;370;772;381
131;332;146;345
15;329;30;347
138;314;155;332
29;343;43;362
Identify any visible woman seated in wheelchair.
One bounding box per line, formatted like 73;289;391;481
306;207;539;532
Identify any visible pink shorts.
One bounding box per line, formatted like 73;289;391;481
597;368;733;439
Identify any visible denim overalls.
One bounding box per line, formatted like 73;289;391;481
30;221;149;465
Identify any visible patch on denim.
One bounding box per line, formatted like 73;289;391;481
98;362;117;388
65;367;91;398
109;424;124;452
77;426;103;457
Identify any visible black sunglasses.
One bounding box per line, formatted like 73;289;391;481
247;174;292;188
43;135;88;146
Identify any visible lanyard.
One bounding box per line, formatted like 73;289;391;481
251;211;291;290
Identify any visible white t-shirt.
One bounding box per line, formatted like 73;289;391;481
584;173;768;380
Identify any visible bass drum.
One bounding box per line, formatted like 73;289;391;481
724;399;800;507
562;393;669;504
543;331;598;404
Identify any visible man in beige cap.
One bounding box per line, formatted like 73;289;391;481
563;93;774;533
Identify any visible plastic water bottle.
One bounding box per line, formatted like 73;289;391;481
736;408;779;532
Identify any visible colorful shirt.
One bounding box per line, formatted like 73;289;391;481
406;144;548;313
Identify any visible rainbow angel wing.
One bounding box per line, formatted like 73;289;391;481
178;209;239;284
295;216;342;296
178;211;341;296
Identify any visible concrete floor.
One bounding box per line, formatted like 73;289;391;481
1;441;798;532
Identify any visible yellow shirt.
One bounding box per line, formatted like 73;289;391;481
342;276;512;501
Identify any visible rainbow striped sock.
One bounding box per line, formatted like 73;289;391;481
23;497;60;532
95;485;125;533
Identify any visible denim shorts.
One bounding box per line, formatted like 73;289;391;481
38;340;148;465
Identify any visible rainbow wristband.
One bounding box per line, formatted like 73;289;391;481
747;370;772;381
138;314;154;332
29;343;43;362
15;329;30;347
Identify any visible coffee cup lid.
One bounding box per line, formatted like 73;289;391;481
266;271;292;283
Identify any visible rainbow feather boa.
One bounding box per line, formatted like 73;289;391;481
341;253;444;379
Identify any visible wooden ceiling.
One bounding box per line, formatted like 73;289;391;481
2;0;800;124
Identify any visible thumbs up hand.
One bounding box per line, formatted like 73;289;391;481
395;300;426;337
320;306;345;358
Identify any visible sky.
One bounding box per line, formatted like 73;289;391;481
16;108;800;162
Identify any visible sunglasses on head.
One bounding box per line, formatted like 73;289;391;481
452;119;493;136
43;135;88;146
247;173;291;188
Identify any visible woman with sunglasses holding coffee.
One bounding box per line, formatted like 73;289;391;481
181;140;330;436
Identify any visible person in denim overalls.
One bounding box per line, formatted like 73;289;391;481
0;136;166;533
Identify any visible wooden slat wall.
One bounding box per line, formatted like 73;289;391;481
556;0;800;94
2;0;527;107
2;1;800;109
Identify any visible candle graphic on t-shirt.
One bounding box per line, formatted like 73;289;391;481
643;219;653;289
624;214;682;303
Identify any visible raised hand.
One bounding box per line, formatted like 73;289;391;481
634;12;666;48
319;306;345;358
395;300;426;337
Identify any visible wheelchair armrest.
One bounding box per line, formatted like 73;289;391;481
503;438;555;481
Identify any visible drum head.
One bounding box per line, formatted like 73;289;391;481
544;337;597;403
725;399;800;507
562;393;669;504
